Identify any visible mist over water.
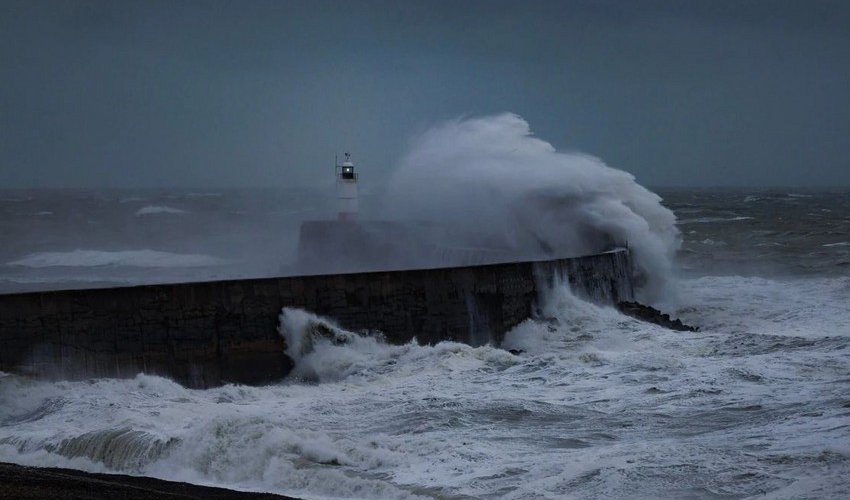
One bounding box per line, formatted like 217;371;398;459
384;113;680;302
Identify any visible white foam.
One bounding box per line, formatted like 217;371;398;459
135;205;186;216
1;277;848;498
278;307;517;384
672;275;850;339
7;249;226;268
278;307;398;382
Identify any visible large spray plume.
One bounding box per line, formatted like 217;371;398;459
383;113;680;302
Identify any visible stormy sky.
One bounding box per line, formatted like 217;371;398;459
1;0;848;189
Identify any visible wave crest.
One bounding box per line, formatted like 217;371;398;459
384;113;680;302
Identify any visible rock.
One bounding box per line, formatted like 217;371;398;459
0;462;298;499
617;301;699;332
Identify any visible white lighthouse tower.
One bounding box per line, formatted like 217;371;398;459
336;152;358;221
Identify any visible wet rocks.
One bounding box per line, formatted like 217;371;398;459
0;462;297;499
617;301;699;332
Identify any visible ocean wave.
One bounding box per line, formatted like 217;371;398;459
0;428;175;472
135;205;186;216
383;113;681;303
1;278;848;498
672;275;850;339
7;249;227;268
678;216;754;225
278;307;518;384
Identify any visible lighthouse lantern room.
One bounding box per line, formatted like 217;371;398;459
336;152;359;221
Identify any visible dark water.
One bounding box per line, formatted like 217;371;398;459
0;188;333;292
660;188;850;277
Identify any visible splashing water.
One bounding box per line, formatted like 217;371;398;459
384;113;680;302
3;273;848;499
279;307;394;382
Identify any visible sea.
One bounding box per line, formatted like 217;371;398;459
1;187;849;499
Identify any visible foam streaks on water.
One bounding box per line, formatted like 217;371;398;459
1;276;849;499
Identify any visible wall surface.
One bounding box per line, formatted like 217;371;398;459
296;220;514;274
0;250;633;388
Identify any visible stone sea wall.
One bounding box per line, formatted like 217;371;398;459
0;250;633;388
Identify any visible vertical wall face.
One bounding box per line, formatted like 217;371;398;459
0;250;634;388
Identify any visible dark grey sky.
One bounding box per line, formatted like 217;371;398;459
1;0;848;188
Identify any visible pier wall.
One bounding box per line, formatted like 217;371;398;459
0;250;633;388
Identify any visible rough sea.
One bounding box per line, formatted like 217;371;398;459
1;187;849;499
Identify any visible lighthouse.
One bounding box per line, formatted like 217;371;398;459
336;152;358;221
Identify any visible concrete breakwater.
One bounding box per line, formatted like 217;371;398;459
0;249;634;388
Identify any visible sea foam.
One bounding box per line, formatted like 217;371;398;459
1;275;849;498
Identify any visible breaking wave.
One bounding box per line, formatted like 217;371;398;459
0;274;849;498
278;307;393;382
383;113;680;302
278;307;517;384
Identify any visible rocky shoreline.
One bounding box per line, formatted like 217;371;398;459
0;462;299;500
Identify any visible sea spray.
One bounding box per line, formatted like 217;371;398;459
503;272;632;356
2;276;849;498
383;113;680;302
278;307;394;382
278;307;519;384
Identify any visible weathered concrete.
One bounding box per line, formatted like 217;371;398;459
297;220;515;273
0;250;633;388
